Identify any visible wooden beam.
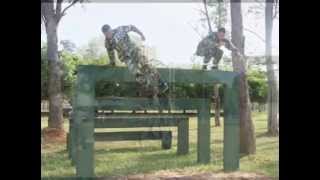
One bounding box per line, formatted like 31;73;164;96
94;131;171;142
77;65;238;85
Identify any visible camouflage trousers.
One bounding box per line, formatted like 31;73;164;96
196;37;224;67
117;39;161;100
203;48;223;66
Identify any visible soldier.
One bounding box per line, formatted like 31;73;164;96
101;24;168;103
196;27;241;70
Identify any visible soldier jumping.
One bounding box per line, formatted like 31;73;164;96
196;27;241;70
101;24;168;103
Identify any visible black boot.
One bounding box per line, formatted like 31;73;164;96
202;65;207;70
211;65;218;70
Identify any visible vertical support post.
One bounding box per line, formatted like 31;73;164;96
70;118;78;165
76;109;95;177
74;69;96;177
67;132;70;157
69;111;77;165
177;118;189;155
197;99;211;163
67;117;72;159
223;77;240;171
161;132;172;149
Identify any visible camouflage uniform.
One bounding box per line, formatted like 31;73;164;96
196;32;238;69
105;25;162;101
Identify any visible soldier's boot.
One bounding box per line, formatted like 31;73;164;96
202;65;208;70
211;64;218;70
203;56;211;70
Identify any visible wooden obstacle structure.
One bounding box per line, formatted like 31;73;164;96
67;114;189;163
68;65;240;177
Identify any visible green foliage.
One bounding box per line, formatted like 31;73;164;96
41;38;111;100
247;70;268;104
60;51;81;99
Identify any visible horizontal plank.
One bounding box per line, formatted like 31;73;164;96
96;112;224;117
77;65;238;85
94;131;171;141
95;98;209;110
94;116;187;128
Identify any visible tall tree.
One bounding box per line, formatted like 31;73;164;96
230;0;256;154
265;0;279;136
41;0;82;133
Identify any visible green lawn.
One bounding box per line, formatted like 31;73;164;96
41;112;278;178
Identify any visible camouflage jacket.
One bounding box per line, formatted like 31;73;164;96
105;25;143;63
196;32;238;57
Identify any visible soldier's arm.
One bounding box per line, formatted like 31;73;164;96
224;39;242;57
224;39;238;52
127;25;146;41
105;42;116;66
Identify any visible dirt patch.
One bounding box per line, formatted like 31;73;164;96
99;172;273;180
42;128;66;144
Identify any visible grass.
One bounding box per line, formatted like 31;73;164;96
41;112;278;178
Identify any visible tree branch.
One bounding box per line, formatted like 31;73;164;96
273;0;279;19
60;0;80;18
202;0;213;33
56;0;63;17
187;22;203;40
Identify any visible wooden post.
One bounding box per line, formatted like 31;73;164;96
214;84;221;126
177;118;189;155
223;79;240;171
74;71;95;177
161;132;172;149
197;98;211;163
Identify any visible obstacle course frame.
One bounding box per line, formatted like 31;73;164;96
71;65;240;177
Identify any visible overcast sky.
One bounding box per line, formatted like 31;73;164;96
42;2;279;66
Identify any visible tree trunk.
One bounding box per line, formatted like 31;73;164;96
214;84;220;126
46;18;64;130
230;1;256;154
266;1;279;136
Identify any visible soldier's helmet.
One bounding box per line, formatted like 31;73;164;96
101;24;111;33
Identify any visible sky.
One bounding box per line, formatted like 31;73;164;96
42;2;279;66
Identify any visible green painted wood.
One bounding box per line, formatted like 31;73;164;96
70;121;78;165
96;112;224;117
96;98;206;110
76;112;95;177
161;132;172;149
94;116;188;128
197;99;211;164
77;65;238;85
71;65;241;175
66;133;70;159
223;80;240;171
94;131;171;141
74;72;96;177
177;119;189;155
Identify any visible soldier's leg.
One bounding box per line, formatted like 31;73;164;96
202;56;211;70
212;48;224;69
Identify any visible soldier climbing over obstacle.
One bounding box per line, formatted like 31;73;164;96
101;24;168;104
196;27;241;70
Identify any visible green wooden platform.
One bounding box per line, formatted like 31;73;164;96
70;66;240;177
